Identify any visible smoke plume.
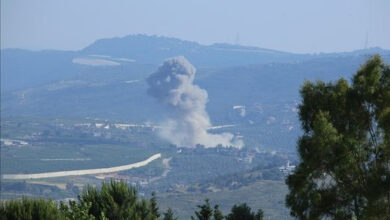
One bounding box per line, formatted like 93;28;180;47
147;56;243;148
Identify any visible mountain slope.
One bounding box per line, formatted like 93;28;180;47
2;35;390;150
81;35;310;67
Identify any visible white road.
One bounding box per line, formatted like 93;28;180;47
2;153;161;180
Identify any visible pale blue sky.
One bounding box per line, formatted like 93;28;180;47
1;0;389;53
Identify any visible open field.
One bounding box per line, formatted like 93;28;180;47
157;180;291;220
3;153;161;179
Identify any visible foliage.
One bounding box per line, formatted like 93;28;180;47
150;192;160;219
192;199;264;220
77;180;159;220
213;205;224;220
59;200;97;220
255;209;264;220
0;180;160;220
225;203;263;220
0;197;66;220
286;55;390;219
163;208;178;220
0;185;267;220
158;180;287;219
192;199;213;220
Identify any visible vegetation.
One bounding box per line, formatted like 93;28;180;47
190;199;263;220
0;197;66;220
157;180;288;219
286;55;390;219
162;208;177;220
1;181;265;220
59;200;96;220
76;180;159;220
225;203;263;220
192;199;214;220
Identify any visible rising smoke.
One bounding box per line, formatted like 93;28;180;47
147;56;243;148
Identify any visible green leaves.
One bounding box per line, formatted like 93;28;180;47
0;197;67;220
191;200;264;220
193;199;213;220
353;55;384;104
1;181;162;220
225;203;263;220
286;55;390;219
77;180;158;220
163;208;178;220
60;200;96;220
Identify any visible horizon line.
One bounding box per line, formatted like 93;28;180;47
0;34;388;55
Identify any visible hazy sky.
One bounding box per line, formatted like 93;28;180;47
1;0;389;53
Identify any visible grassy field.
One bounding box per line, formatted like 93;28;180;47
1;117;173;174
157;180;292;220
2;143;161;174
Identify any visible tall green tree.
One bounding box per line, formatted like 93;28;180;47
213;205;224;220
150;192;160;219
286;55;390;219
254;209;264;220
163;208;178;220
225;203;263;220
192;199;231;220
192;199;213;220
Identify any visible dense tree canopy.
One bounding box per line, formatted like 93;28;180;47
286;55;390;219
1;182;265;220
0;197;66;220
0;180;160;220
77;180;159;220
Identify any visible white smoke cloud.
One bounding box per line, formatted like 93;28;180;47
147;56;243;149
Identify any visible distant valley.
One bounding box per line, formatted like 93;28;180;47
2;35;390;219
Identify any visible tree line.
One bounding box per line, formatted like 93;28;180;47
0;180;263;220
